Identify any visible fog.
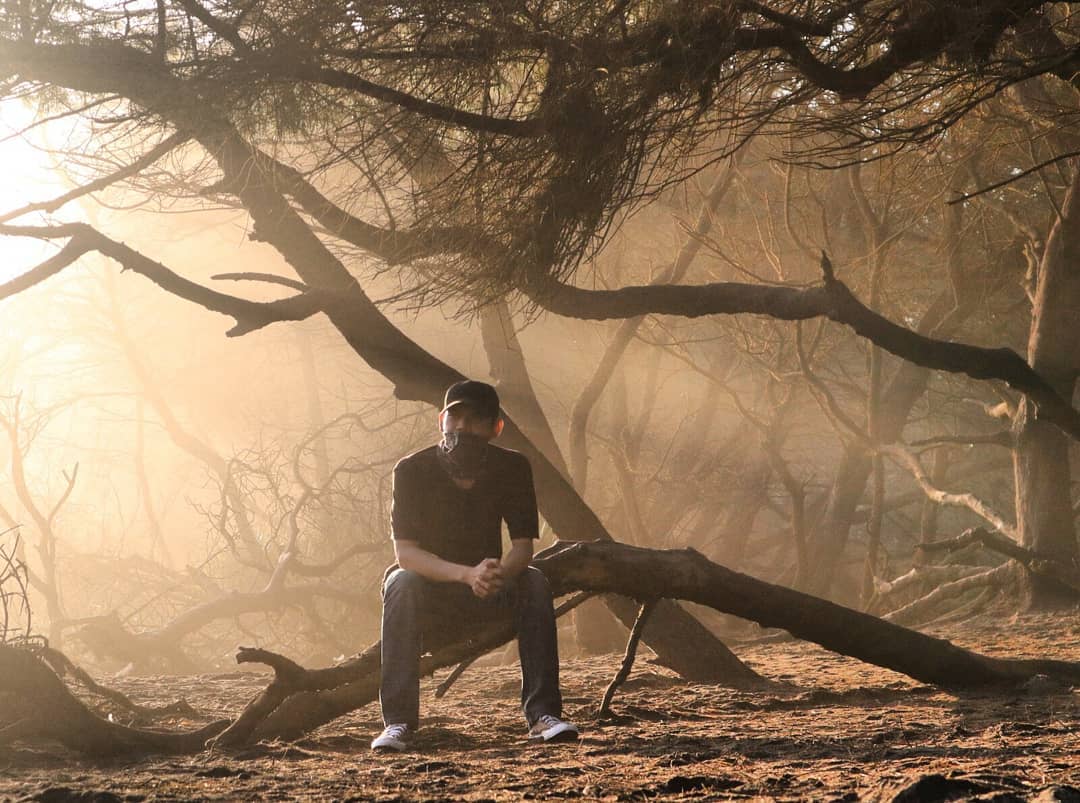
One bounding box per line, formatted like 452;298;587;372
1;138;1038;673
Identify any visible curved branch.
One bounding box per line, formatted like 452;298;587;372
264;60;543;137
528;260;1080;442
919;527;1080;593
0;223;326;336
881;445;1018;540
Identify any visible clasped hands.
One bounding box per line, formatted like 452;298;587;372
465;557;504;599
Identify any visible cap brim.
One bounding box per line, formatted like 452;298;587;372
440;399;473;414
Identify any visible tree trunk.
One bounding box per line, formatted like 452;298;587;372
478;299;569;480
478;300;628;655
199;128;757;686
804;287;974;599
1014;164;1080;609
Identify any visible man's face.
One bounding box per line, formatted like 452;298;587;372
440;405;501;440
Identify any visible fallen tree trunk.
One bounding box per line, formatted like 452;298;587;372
11;540;1080;756
540;541;1080;688
211;540;1080;748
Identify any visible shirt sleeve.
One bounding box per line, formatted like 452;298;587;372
503;453;540;540
390;459;424;543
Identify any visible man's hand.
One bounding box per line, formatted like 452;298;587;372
466;557;504;598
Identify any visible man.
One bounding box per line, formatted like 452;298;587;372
371;379;579;752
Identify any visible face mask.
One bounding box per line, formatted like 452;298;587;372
437;431;489;481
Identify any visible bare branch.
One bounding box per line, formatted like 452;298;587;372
0;132;188;224
0;223;326;336
907;431;1014;448
881;445;1018;540
211;272;310;292
948;150;1080;205
528;258;1080;443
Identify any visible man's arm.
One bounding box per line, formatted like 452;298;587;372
395;538;503;597
501;453;539;580
500;537;534;580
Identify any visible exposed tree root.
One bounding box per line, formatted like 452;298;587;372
38;645;197;722
868;563;987;617
927;586;997;626
0;644;228;756
873;564;986;600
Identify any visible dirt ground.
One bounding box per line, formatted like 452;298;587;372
3;612;1080;802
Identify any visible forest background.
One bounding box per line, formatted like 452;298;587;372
0;0;1078;751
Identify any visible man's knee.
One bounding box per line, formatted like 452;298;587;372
383;568;426;601
518;566;553;601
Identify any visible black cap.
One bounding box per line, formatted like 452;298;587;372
441;380;500;421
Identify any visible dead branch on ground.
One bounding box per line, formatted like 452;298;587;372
883;564;1015;626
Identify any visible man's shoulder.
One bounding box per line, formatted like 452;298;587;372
394;444;440;473
486;444;532;473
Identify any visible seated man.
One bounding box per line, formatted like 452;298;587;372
371;379;578;752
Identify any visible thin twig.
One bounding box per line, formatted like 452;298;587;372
948;150;1080;205
598;598;657;719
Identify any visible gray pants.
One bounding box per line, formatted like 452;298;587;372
379;566;563;729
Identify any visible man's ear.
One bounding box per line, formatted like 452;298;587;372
437;410;447;433
493;418;505;438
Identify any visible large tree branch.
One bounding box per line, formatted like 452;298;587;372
252;148;484;265
0;223;326;336
258;58;543;137
526;258;1080;442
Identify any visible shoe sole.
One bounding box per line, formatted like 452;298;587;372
529;723;580;742
371;738;408;752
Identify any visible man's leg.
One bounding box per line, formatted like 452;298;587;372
379;568;426;730
513;566;563;726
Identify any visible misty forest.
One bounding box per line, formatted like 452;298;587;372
1;1;1080;800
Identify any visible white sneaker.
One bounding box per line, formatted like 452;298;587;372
371;723;410;752
528;714;579;742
